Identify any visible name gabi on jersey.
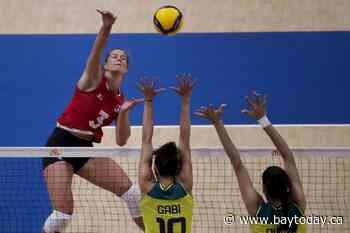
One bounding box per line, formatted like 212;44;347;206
157;204;181;215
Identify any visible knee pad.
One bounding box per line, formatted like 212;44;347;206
43;210;72;233
121;183;142;218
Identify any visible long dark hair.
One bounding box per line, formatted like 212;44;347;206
153;142;180;178
262;166;297;233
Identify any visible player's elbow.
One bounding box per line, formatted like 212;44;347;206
116;138;128;147
142;134;152;144
233;160;244;173
116;132;131;146
116;141;126;147
117;141;127;147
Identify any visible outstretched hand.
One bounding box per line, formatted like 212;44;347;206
241;91;267;120
137;77;166;101
170;74;197;98
194;104;226;124
96;9;116;27
120;98;144;112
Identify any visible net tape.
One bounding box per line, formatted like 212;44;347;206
0;147;349;157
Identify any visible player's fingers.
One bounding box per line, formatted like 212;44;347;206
180;76;186;87
196;109;208;117
196;108;207;114
208;104;216;113
169;86;181;94
190;78;198;88
219;104;227;109
175;75;182;82
245;96;256;108
252;90;260;96
199;106;208;111
96;9;104;14
186;74;194;85
155;88;167;94
169;86;179;91
152;77;160;88
110;14;117;21
186;73;193;79
142;77;151;86
133;98;144;104
108;11;116;17
193;111;207;118
241;109;254;117
150;79;155;88
102;10;110;15
102;10;113;16
182;73;192;82
253;91;260;103
262;94;268;107
218;104;227;113
144;78;154;88
253;91;264;106
136;83;144;92
138;77;146;85
252;91;265;106
176;75;185;85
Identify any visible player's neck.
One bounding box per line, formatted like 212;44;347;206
270;199;283;209
158;176;175;189
105;71;122;93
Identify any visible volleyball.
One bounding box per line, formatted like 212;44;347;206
153;5;183;35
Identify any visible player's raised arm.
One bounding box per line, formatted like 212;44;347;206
242;92;306;210
78;9;116;91
138;78;166;194
115;98;144;146
170;75;196;192
195;104;264;216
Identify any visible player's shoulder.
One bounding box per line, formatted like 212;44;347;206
78;67;104;92
147;181;189;200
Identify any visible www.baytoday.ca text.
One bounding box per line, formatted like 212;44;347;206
224;213;343;227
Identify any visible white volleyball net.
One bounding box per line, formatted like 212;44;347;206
0;147;349;232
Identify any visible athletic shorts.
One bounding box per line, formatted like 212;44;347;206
42;127;93;173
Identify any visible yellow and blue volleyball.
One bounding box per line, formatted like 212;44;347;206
153;5;183;35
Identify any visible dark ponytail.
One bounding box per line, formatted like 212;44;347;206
263;166;297;233
277;195;297;233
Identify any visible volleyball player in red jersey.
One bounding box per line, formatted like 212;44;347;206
42;9;144;233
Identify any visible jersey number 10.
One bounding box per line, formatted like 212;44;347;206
156;217;186;233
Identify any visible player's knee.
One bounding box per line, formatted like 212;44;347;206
133;216;145;231
120;183;142;218
43;210;72;233
118;178;133;196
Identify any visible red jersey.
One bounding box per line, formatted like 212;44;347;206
57;76;124;143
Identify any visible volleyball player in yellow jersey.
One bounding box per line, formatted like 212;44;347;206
195;92;306;233
138;75;196;233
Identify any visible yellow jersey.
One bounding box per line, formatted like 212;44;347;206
139;181;194;233
250;202;306;233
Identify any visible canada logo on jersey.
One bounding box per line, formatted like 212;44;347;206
97;93;104;101
114;105;121;113
89;110;110;129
